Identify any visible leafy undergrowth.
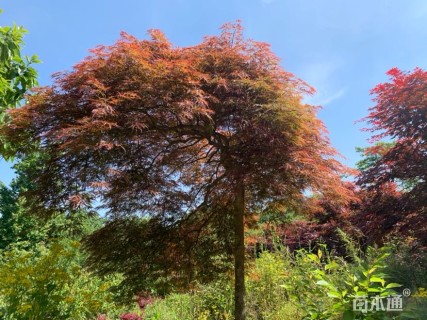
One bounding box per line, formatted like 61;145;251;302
142;239;426;320
0;236;425;319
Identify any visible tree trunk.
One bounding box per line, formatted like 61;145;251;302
234;179;245;320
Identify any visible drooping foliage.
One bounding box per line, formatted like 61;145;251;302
1;23;349;216
0;152;103;250
86;212;234;300
0;22;352;318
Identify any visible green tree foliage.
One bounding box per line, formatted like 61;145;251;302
0;185;45;249
0;154;121;319
0;10;39;159
0;10;39;114
0;152;103;250
355;143;394;173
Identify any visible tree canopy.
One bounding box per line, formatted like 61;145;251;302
358;68;427;212
1;23;348;214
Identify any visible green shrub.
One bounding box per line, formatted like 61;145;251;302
384;237;427;292
144;280;233;320
382;238;427;320
144;293;200;320
310;245;401;320
246;250;305;319
0;240;121;319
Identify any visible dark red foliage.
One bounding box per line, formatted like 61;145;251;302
350;183;427;249
281;183;362;254
359;68;427;212
356;68;427;249
119;313;142;320
136;294;154;310
246;183;363;257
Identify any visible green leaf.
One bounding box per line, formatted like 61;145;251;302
370;277;385;286
280;284;291;290
307;253;320;263
316;280;330;287
331;302;342;309
379;252;390;260
368;267;377;274
327;291;342;299
343;310;355;320
313;269;325;277
385;283;402;289
359;279;369;287
325;261;339;270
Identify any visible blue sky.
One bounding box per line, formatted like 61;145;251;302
1;0;427;185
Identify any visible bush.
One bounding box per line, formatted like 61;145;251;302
144;280;233;320
144;293;200;320
383;238;427;320
120;313;143;320
0;240;121;319
384;237;427;292
246;250;305;319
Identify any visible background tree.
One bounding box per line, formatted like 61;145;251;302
358;67;427;212
0;148;104;250
0;10;39;162
355;68;427;251
0;23;351;319
0;10;39;116
354;142;393;172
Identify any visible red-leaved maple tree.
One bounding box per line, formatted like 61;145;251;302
0;23;350;319
359;67;427;213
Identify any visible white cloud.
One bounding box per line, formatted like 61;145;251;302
300;60;343;89
316;88;347;106
304;87;347;107
299;59;346;107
